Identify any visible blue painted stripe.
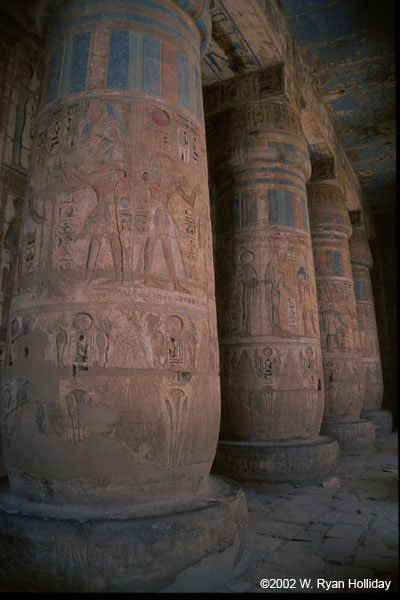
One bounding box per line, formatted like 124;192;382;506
70;32;91;93
268;192;279;224
301;196;309;232
51;0;198;48
1;162;28;177
129;31;143;91
177;50;190;112
143;35;161;96
286;193;296;227
354;280;368;301
194;67;202;122
267;189;308;230
333;251;344;276
51;12;199;59
107;30;130;90
238;166;305;183
188;59;196;117
235;177;305;193
46;44;64;102
59;36;73;97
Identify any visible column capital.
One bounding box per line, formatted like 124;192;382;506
36;0;211;54
348;227;373;269
309;156;336;183
204;63;302;117
307;182;352;240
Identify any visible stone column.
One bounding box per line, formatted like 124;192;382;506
307;179;375;451
204;66;339;488
348;222;392;434
0;0;247;592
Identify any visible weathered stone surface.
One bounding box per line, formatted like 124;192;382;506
320;419;376;452
307;181;376;451
319;537;359;563
325;523;364;541
0;0;247;590
364;409;393;436
213;436;339;487
245;519;304;540
205;70;338;485
0;474;248;593
353;547;398;573
208;93;325;442
348;224;391;435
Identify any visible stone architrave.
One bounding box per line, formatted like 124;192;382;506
0;1;248;592
307;181;375;450
348;226;392;434
204;67;339;487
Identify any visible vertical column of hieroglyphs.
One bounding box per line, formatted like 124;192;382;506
0;31;42;480
205;67;329;456
307;177;375;450
348;222;392;433
2;0;221;505
0;37;42;368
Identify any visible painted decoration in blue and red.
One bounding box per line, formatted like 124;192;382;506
354;278;373;302
45;28;203;123
268;189;309;232
46;32;91;103
314;249;347;277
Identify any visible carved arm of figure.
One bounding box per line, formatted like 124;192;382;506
175;177;200;208
335;312;347;335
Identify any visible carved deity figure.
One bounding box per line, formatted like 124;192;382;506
233;252;257;335
265;258;289;332
76;166;126;283
321;306;346;352
142;155;199;292
297;267;317;335
301;346;317;386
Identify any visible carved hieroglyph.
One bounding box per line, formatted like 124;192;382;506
206;76;324;442
348;227;384;411
2;0;220;505
0;38;42;366
307;183;365;421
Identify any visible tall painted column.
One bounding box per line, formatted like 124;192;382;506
0;0;247;592
307;176;375;451
348;221;392;434
204;66;339;487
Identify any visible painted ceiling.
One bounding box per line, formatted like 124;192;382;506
278;0;396;213
201;0;396;214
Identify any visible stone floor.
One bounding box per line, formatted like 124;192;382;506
218;432;398;594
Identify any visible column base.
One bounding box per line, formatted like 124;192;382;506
361;410;393;436
320;419;376;452
211;436;339;488
0;475;248;593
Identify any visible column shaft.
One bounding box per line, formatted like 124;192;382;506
205;69;339;486
349;227;392;434
307;182;375;450
0;1;247;591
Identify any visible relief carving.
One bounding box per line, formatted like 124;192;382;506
264;258;290;333
231;252;257;335
142;155;199;292
204;65;285;115
1;376;29;437
145;313;197;373
163;389;190;468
